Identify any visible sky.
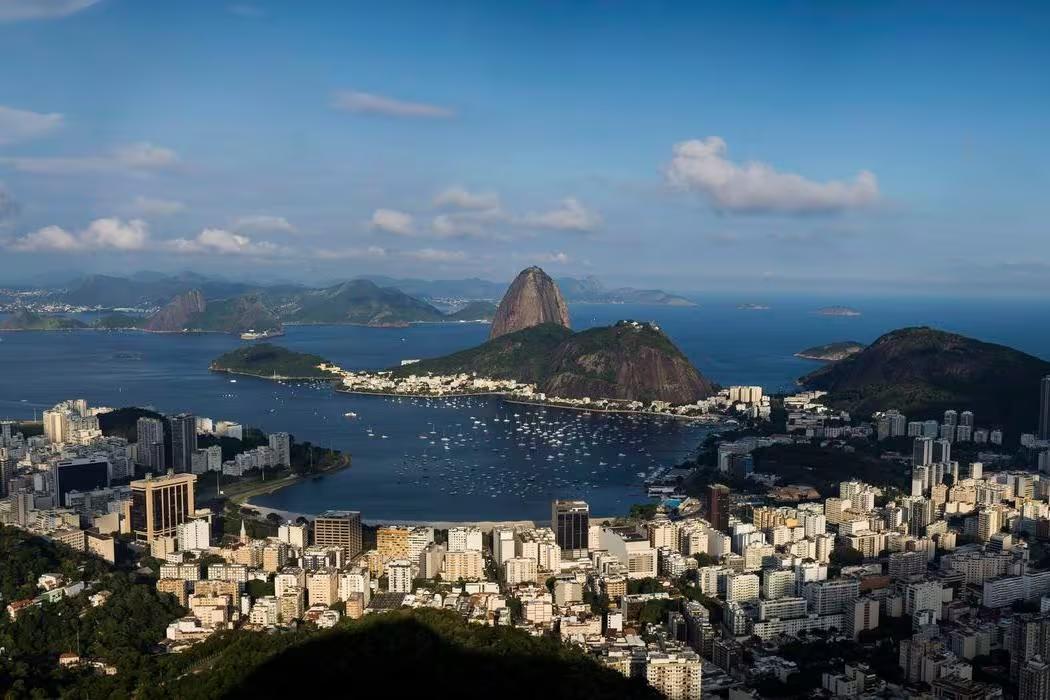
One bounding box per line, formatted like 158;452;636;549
0;0;1048;294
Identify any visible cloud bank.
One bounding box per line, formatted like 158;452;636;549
0;105;64;145
665;137;878;214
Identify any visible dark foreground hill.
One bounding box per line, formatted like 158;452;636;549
397;321;714;404
800;326;1050;435
166;609;658;700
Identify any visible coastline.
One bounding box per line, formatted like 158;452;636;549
334;386;722;423
209;366;339;382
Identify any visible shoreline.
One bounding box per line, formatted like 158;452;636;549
210;367;339;382
335;386;722;423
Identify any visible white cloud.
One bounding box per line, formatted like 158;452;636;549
402;248;467;262
233;214;297;235
0;105;64;145
665;137;879;214
0;141;179;175
0;0;100;22
532;251;570;264
433;186;501;211
125;196;185;217
369;208;415;236
165;228;281;256
521;197;601;232
331;90;454;119
81;217;148;250
431;208;507;239
7;217;147;252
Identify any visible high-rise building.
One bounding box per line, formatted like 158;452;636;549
913;437;933;467
313;510;362;559
1020;658;1050;700
551;499;589;559
52;458;110;505
136;417;166;471
960;410;975;427
170;413;197;473
708;484;731;532
129;472;197;542
944;410;958;427
1040;376;1050;441
646;651;702;700
268;432;291;467
933;438;951;464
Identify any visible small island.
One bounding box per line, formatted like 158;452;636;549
795;341;866;362
210;343;336;379
816;306;861;317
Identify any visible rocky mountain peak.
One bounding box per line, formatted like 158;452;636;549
490;266;570;339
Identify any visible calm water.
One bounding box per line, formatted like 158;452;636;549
3;295;1049;520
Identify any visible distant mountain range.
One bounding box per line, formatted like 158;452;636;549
360;274;696;306
2;272;695;335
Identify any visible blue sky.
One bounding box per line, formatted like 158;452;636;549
0;0;1047;294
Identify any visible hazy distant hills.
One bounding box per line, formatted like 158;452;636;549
360;274;695;306
800;326;1050;436
267;279;446;326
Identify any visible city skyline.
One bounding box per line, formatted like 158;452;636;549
1;1;1049;294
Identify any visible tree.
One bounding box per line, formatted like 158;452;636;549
245;579;274;601
829;546;864;567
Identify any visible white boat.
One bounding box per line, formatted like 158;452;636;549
344;412;358;418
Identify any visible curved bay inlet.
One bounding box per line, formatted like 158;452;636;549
3;297;1049;520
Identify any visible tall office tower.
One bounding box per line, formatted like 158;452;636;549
170;413;197;473
907;421;924;437
960;410;975;427
1040;376;1050;441
943;410;958;427
0;457;13;497
136;417;166;471
313;510;362;559
708;484;731;532
552;499;590;559
922;420;939;438
912;437;933;467
888;411;907;437
0;420;13;444
52;458;111;506
933;438;951;464
969;462;984;480
268;432;291;467
1020;658;1050;700
129;472;196;542
42;409;70;444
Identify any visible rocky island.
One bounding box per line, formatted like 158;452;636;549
795;341;865;362
816;306;861;317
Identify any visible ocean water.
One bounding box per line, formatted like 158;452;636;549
2;295;1049;520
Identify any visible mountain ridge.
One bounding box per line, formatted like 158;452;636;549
799;326;1050;436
